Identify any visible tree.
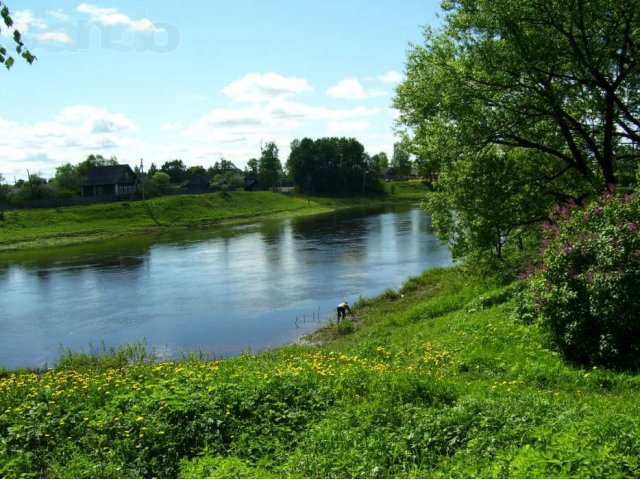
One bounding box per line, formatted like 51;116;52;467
209;159;244;190
145;171;171;196
391;143;412;178
160;159;187;184
53;163;82;196
258;142;282;191
0;173;9;202
395;0;640;192
185;165;206;180
246;158;258;176
147;163;158;177
0;2;35;69
287;137;383;195
77;154;118;178
371;152;389;170
394;0;640;268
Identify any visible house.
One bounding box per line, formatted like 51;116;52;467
381;167;396;181
81;164;137;199
182;174;210;194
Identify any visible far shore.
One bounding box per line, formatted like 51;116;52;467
0;182;429;253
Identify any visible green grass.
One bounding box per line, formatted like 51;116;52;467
0;186;425;252
2;266;640;477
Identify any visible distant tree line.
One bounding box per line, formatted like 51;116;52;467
0;137;423;205
287;137;384;195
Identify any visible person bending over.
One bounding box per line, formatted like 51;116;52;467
336;301;352;322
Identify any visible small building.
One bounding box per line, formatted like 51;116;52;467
81;164;137;199
381;167;396;181
182;174;211;194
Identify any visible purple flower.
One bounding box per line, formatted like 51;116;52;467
628;223;638;233
593;206;602;215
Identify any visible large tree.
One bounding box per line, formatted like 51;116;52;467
258;142;282;191
394;0;640;268
287;137;382;195
395;0;640;192
160;159;187;184
0;2;35;69
391;142;412;178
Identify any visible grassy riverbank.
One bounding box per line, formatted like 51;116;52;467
2;266;639;478
0;182;424;252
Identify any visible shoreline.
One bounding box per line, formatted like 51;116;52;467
0;189;425;254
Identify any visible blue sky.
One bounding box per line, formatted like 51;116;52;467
1;1;442;180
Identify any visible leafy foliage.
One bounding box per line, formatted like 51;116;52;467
529;188;640;368
160;159;188;184
425;148;567;276
394;0;640;267
391;142;412;178
287;137;383;195
0;2;36;69
258;142;282;191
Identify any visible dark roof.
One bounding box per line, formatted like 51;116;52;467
83;165;136;186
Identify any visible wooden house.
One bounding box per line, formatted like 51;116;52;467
81;165;137;199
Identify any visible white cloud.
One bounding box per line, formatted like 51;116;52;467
326;120;370;136
222;72;313;103
56;105;137;133
11;10;49;33
48;10;71;22
77;3;164;33
0;105;141;180
34;31;72;43
327;77;367;100
3;10;72;45
378;70;404;84
326;78;388;100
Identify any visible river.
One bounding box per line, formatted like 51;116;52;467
0;205;451;369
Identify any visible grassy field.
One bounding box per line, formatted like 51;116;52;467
1;266;639;478
0;183;424;252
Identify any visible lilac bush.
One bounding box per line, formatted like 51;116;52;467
531;187;640;369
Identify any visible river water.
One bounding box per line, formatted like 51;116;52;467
0;205;451;369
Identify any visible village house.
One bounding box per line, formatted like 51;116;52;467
81;164;138;200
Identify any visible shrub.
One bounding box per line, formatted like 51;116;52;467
529;188;640;369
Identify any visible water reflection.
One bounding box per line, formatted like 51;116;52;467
0;205;451;369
